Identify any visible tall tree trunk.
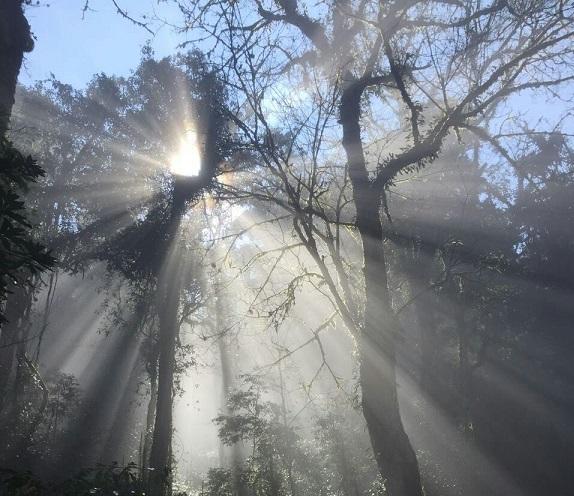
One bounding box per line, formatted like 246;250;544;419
340;83;423;496
0;293;23;412
0;0;35;420
149;212;184;495
278;363;296;496
216;291;232;465
11;294;33;412
454;297;474;434
143;347;159;472
0;0;33;137
0;284;33;414
18;354;49;457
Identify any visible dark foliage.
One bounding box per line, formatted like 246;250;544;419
0;138;54;323
0;462;145;496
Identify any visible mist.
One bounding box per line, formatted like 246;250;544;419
1;2;574;496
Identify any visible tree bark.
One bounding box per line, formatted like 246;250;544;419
454;297;474;434
216;288;233;465
0;0;33;137
0;284;34;414
0;0;35;414
0;297;22;412
148;212;184;495
143;347;159;472
340;83;423;496
20;354;49;455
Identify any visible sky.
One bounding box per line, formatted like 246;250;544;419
20;0;185;88
21;0;574;135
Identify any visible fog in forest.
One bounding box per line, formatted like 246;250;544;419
1;1;574;496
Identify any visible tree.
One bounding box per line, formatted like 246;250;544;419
0;141;54;325
0;141;55;466
0;2;55;427
3;49;234;487
90;51;234;495
209;376;382;496
175;1;574;494
0;1;54;325
0;0;33;136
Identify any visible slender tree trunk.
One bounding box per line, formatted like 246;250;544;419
216;290;232;465
454;298;474;434
340;83;423;496
19;354;49;455
148;286;180;494
143;350;159;472
278;363;297;496
0;284;34;424
149;211;184;495
35;270;58;362
0;318;19;414
11;290;34;407
0;0;33;137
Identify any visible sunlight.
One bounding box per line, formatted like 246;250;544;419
4;2;574;494
170;130;202;177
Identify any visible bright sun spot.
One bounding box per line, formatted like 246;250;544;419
170;130;202;177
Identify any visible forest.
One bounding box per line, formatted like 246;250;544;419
1;1;574;495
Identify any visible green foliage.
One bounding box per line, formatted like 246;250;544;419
0;463;146;496
0;469;44;496
214;377;269;446
212;378;303;495
210;379;380;496
204;468;234;496
0;367;82;471
512;133;574;290
0;138;54;323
